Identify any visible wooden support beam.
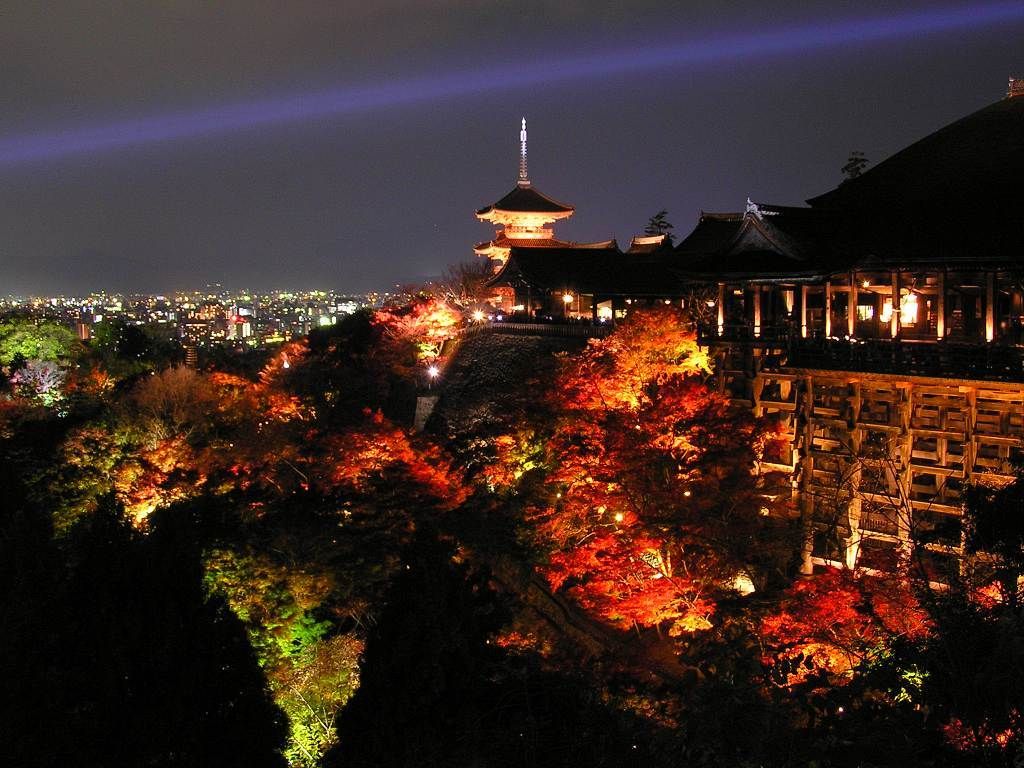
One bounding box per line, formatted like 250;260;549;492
844;381;864;570
986;271;995;342
825;281;832;337
891;271;900;339
896;383;914;563
800;285;808;338
717;282;725;335
848;273;858;337
936;270;945;340
799;375;815;575
753;286;762;337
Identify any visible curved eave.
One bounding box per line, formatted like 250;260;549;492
475;184;576;217
475;207;575;221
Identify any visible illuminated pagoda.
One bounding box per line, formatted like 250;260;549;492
475;119;625;311
475;118;576;268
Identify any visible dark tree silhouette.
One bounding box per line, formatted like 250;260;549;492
841;150;870;181
0;494;287;768
328;530;668;768
965;470;1024;611
643;209;675;243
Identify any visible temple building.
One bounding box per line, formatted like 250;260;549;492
478;80;1024;581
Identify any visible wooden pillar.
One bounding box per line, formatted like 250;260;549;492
753;285;762;338
986;271;996;342
848;273;858;337
800;285;808;338
844;381;864;569
717;282;725;335
591;294;598;323
890;271;900;339
824;281;832;337
896;383;914;564
937;270;946;340
798;375;815;575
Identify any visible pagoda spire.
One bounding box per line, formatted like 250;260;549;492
518;117;529;187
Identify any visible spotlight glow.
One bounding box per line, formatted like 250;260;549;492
1;2;1022;167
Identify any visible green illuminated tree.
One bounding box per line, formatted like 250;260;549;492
0;318;77;367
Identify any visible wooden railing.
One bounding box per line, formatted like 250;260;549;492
699;323;1024;382
787;337;1024;381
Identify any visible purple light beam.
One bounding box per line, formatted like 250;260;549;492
2;2;1023;167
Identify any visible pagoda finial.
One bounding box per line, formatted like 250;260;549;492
518;117;530;187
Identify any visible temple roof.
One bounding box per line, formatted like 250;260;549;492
489;246;681;296
626;234;674;254
476;184;575;216
671;204;852;281
802;96;1024;265
809;94;1024;213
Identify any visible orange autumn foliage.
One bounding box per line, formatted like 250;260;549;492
373;298;462;362
318;411;468;510
524;307;781;635
546;532;715;633
942;710;1022;754
760;568;931;685
479;432;542;492
114;434;206;527
556;306;710;412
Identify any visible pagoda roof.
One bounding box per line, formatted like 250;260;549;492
475;234;573;251
476;183;575;216
489;245;681;296
475;235;616;252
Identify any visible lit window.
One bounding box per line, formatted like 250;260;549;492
880;299;893;323
900;293;918;324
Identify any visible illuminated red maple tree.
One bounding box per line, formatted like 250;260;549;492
373;297;462;364
759;567;930;684
524;306;789;635
316;409;469;511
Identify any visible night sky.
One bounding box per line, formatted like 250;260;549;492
2;1;1022;295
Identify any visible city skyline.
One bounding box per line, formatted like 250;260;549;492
1;1;1023;295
